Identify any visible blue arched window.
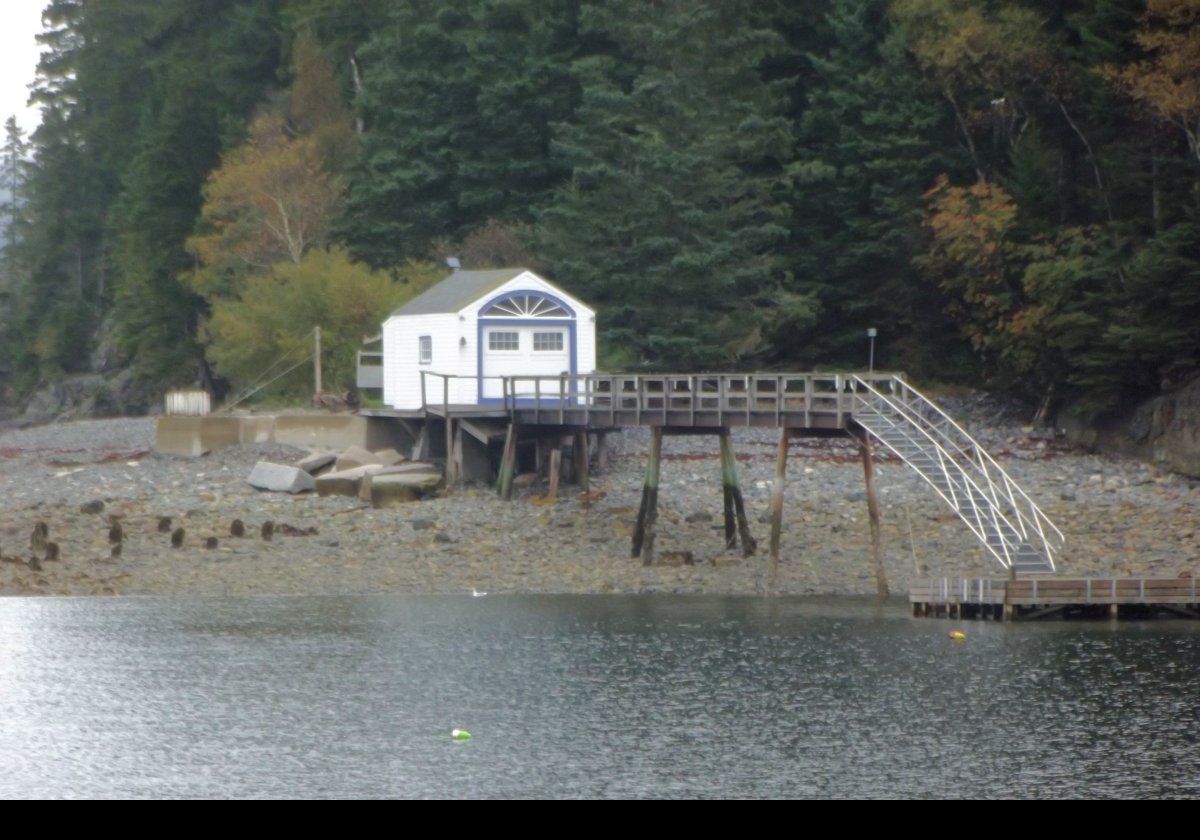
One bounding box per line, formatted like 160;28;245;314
481;293;571;318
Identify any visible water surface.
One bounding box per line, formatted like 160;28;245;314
0;595;1196;798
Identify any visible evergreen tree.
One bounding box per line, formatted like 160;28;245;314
337;0;582;266
1;117;30;286
537;0;792;369
780;0;963;373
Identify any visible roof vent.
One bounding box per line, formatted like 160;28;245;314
446;256;461;272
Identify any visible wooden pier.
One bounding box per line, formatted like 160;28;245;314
911;577;1200;620
363;371;1070;595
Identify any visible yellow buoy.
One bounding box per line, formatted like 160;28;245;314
948;630;966;641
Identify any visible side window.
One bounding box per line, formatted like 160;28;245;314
488;331;520;351
532;332;564;352
419;335;432;365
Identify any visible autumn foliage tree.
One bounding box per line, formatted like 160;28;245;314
186;37;353;300
186;35;436;400
1105;0;1200;165
205;248;440;398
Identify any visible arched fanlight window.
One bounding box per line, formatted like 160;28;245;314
481;293;570;318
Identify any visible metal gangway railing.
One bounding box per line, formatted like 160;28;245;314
849;375;1063;573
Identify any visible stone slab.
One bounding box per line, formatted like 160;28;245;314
247;460;316;494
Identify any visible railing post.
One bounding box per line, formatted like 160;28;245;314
774;375;782;428
739;374;748;427
420;371;427;410
535;378;541;424
804;375;812;427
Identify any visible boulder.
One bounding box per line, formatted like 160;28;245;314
315;464;386;497
296;451;337;476
247;461;316;494
1060;374;1200;478
364;471;442;507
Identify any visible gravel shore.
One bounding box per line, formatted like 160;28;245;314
1;412;1198;597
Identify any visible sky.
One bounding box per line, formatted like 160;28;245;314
1;0;47;136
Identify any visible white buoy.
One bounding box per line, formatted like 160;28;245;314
472;588;487;597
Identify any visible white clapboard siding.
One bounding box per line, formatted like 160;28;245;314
165;390;211;416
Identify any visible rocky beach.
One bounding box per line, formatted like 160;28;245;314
1;402;1198;598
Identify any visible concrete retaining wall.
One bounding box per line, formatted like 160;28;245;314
155;413;414;458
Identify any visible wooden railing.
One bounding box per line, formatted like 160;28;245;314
492;372;904;427
911;577;1200;606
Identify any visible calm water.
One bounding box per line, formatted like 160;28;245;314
0;595;1197;799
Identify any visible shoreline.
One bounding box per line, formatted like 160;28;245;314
2;416;1198;598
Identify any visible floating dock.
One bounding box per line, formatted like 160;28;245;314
910;577;1200;620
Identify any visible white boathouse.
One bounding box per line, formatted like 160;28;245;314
378;267;596;410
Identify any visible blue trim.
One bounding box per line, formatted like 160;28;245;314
477;314;577;404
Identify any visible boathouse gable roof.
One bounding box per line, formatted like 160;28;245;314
389;268;529;318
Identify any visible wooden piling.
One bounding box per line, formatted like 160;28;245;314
632;427;663;565
497;422;518;499
768;427;789;595
595;431;609;472
857;432;889;598
444;417;457;489
548;444;562;503
573;431;590;493
718;431;756;557
724;472;734;552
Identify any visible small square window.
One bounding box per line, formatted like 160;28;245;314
533;332;564;352
488;331;520;351
418;335;432;365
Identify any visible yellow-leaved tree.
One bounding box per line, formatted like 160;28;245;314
1104;0;1200;165
185;35;440;400
205;248;441;398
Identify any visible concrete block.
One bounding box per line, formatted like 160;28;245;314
358;463;442;501
155;416;243;457
315;465;385;497
296;451;337;476
335;444;382;471
237;415;276;444
247;461;316;493
366;472;443;508
371;447;406;466
274;415;370;450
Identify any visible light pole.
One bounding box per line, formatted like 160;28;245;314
867;327;877;374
